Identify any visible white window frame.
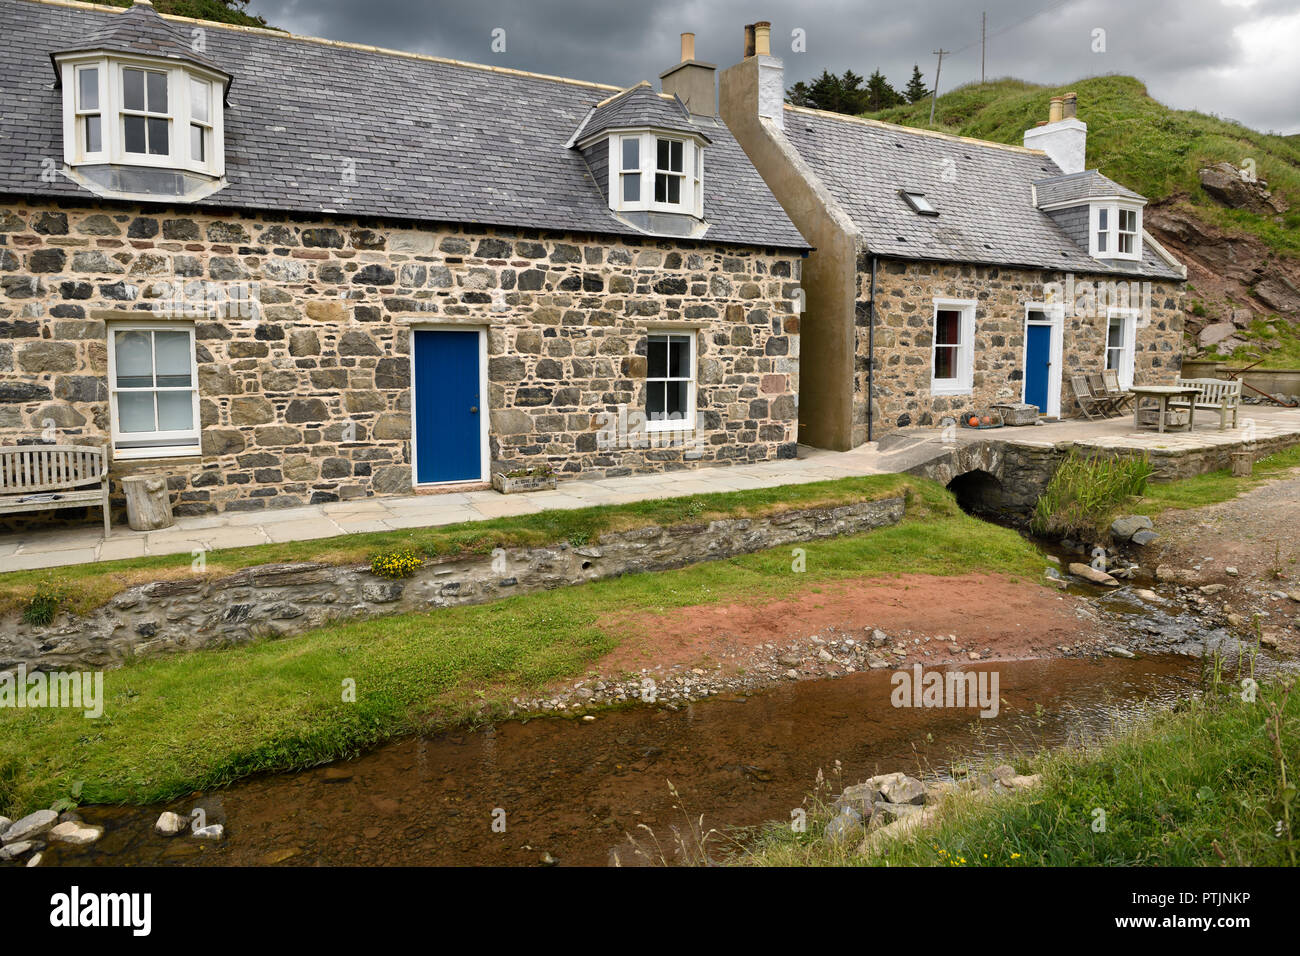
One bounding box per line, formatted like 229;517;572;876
644;331;696;432
1105;307;1139;390
58;53;225;177
930;298;976;396
1088;201;1143;261
603;129;705;218
107;322;201;460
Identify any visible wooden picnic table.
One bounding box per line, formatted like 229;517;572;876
1131;384;1200;433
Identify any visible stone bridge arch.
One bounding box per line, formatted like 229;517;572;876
904;439;1063;516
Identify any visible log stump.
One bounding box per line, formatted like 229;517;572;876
122;475;175;531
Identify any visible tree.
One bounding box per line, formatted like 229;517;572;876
905;64;930;104
864;70;904;112
786;69;871;115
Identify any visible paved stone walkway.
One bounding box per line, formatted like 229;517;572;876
0;444;893;572
5;405;1299;573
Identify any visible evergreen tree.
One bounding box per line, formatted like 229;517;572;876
905;64;930;104
864;69;904;112
786;69;872;115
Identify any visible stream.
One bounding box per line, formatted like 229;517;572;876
33;527;1288;868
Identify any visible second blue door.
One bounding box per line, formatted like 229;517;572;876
413;329;482;484
1023;324;1052;414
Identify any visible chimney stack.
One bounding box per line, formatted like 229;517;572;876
1023;92;1087;174
753;21;772;56
660;30;717;116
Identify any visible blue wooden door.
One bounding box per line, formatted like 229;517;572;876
1024;324;1052;414
413;329;482;484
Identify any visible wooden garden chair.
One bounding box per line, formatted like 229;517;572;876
1070;374;1114;420
1100;369;1134;412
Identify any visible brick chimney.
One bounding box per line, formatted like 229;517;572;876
1024;93;1087;174
660;32;717;116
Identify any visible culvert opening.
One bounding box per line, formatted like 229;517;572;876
947;469;1006;516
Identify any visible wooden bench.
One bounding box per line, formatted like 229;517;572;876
0;445;110;535
1169;378;1242;430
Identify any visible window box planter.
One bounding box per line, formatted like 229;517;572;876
492;469;557;494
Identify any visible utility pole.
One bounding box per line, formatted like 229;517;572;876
929;49;949;125
981;12;986;84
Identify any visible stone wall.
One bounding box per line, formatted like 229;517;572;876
0;199;802;523
853;255;1184;441
0;496;905;672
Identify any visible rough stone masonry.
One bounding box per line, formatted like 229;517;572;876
0;201;802;524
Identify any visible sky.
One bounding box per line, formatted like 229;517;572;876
244;0;1300;134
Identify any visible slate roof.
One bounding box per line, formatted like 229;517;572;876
782;105;1181;279
578;83;707;143
1034;169;1144;206
0;0;806;250
50;1;230;83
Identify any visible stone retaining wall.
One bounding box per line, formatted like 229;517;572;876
1;496;905;672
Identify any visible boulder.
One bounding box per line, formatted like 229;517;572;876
876;772;927;806
823;807;864;846
154;811;187;837
48;821;103;846
1110;515;1154;542
192;823;225;840
1198;322;1238;348
1068;562;1120;587
0;841;35;861
2;809;57;844
1130;529;1159;547
1198;162;1288;216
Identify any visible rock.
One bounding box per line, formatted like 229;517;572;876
876;772;926;806
1110;515;1154;542
1287;591;1300;604
1129;529;1159;547
857;806;937;856
48;821;103;846
0;841;35;861
1008;774;1042;789
1134;588;1160;602
154;811;187;837
1199;583;1228;596
2;809;57;844
1107;645;1136;659
1069;562;1120;587
1198;162;1288;216
26;852;43;867
823;807;864;846
1156;565;1202;586
192;824;225;840
991;764;1017;785
0;816;9;832
1225;567;1239;577
1260;630;1281;649
1198;322;1239;347
872;800;922;822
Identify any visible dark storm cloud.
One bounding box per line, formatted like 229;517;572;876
247;0;1300;132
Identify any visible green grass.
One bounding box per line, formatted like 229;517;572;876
742;677;1299;867
0;474;921;618
0;478;1048;817
863;75;1300;257
1135;443;1300;514
1030;450;1153;540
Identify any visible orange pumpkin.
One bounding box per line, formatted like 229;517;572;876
968;416;980;427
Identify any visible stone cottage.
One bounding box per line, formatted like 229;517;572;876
719;22;1186;449
0;0;807;524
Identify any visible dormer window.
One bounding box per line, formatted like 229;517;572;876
1089;201;1142;261
60;56;225;179
607;131;704;218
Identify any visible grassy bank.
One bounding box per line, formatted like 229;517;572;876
0;473;920;618
1136;442;1300;514
0;476;1048;817
743;676;1298;867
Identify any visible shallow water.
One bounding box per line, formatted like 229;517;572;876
44;654;1203;867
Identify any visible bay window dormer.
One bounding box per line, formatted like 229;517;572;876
1089;201;1143;261
570;81;711;236
52;1;231;202
610;130;705;218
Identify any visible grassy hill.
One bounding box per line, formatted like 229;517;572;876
863;75;1300;256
